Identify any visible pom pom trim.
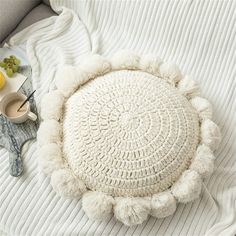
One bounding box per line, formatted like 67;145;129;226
38;51;221;225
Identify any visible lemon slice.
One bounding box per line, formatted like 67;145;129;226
0;71;6;89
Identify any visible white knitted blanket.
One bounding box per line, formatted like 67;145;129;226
1;0;235;235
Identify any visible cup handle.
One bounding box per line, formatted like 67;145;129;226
27;111;37;121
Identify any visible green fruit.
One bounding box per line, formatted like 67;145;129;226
1;55;21;77
14;59;21;65
0;62;5;68
7;63;12;68
6;68;13;77
12;65;18;73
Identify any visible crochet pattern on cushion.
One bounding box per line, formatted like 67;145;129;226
63;70;199;197
37;51;221;226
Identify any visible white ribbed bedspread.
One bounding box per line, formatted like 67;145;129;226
0;0;235;235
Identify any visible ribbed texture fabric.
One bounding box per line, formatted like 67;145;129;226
1;0;235;235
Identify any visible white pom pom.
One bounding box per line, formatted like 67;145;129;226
114;197;150;226
171;170;202;203
72;67;90;87
150;191;176;218
37;120;61;146
190;145;215;178
177;75;200;98
201;119;221;150
51;169;87;198
38;143;64;175
41;91;64;121
55;65;78;97
82;191;114;220
159;63;182;83
139;54;162;75
80;54;111;78
111;50;140;70
190;96;213;121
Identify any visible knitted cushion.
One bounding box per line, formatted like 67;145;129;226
37;51;221;226
63;70;199;197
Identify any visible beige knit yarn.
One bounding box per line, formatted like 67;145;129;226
63;70;199;197
38;51;221;226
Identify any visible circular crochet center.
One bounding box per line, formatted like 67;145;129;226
63;70;199;197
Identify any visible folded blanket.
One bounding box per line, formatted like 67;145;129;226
1;1;235;235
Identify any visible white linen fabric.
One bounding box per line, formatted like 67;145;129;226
0;0;235;235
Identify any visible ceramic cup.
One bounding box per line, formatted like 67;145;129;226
0;92;37;123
